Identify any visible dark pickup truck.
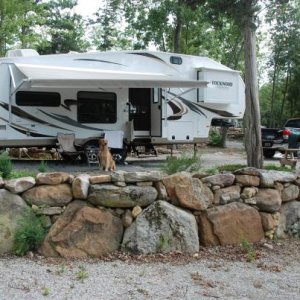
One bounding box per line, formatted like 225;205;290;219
262;118;300;158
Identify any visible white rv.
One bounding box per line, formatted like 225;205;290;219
0;49;245;161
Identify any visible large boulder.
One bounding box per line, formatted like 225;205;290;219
174;177;213;210
198;202;264;246
123;171;161;183
235;175;260;187
22;184;73;207
161;172;213;209
0;190;28;254
39;201;123;257
122;200;199;254
88;184;157;208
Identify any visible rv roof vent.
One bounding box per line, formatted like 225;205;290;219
5;49;39;58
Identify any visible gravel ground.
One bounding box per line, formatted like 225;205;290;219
0;240;299;300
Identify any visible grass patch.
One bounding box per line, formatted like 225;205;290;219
161;154;201;175
264;164;293;172
6;170;37;179
13;208;49;256
0;152;13;178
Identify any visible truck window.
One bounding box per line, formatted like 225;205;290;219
16;91;61;106
285;120;300;128
77;91;117;124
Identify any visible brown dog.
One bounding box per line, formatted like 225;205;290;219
98;139;116;171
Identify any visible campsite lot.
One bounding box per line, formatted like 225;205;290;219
1;139;300;299
10;140;282;174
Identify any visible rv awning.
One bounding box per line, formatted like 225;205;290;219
13;63;208;89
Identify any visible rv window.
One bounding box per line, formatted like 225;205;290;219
16;91;61;106
170;56;182;65
77;92;117;124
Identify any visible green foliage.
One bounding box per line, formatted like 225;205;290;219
42;287;50;296
76;265;88;282
0;152;13;178
13;208;49;256
264;164;292;172
38;161;48;173
209;129;223;146
161;154;201;175
204;164;246;175
7;170;37;179
241;238;257;262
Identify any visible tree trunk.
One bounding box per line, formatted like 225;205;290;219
220;126;229;148
269;63;277;128
173;8;182;53
243;2;263;168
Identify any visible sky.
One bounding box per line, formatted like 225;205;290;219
74;0;102;17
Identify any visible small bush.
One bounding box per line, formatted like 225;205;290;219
13;208;49;256
162;154;201;175
38;160;48;173
205;164;247;175
264;164;292;172
209;129;222;146
8;170;37;179
0;152;13;178
241;239;257;262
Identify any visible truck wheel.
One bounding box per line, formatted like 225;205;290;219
84;140;99;164
263;149;275;158
111;144;128;164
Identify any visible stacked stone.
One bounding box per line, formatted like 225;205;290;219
0;167;299;258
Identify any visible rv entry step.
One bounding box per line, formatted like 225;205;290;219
131;139;158;157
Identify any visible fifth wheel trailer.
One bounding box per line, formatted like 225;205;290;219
0;49;245;161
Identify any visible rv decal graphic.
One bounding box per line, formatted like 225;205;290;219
167;91;236;118
0;102;70;131
10;124;54;137
166;91;207;118
61;99;77;111
74;58;124;66
39;110;104;131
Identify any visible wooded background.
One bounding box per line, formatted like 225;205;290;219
0;0;299;167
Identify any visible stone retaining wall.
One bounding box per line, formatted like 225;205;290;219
0;167;299;257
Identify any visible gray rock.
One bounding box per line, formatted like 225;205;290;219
281;184;299;202
0;189;28;254
202;173;235;187
259;170;297;188
72;174;90;199
122;200;199;254
234;167;261;176
34;206;63;216
214;185;241;205
22;184;73;207
122;209;133;228
124;171;161;183
110;171;125;182
88;184;158;208
276;201;300;238
254;188;282;213
4;177;35;194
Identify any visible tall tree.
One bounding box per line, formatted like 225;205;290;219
37;0;89;54
197;0;263;168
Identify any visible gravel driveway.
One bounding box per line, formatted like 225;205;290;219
0;240;299;300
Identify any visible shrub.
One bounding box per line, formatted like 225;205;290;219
13;208;49;256
162;154;201;175
209;129;222;146
0;152;13;178
38;160;48;173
